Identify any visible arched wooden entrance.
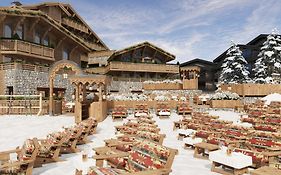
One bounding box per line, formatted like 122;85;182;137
49;60;84;116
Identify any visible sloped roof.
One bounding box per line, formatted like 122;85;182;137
108;41;175;62
22;2;108;50
180;58;214;67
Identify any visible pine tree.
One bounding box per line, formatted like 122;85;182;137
219;42;250;84
253;29;281;83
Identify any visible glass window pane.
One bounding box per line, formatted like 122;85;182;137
4;25;12;38
34;32;40;44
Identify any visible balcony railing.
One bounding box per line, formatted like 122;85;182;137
0;63;49;72
109;62;179;73
85;66;109;74
62;18;89;34
0;39;55;61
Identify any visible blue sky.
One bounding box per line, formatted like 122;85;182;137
1;0;281;63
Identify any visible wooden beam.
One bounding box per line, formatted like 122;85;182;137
0;15;6;23
13;17;25;33
70;46;79;58
142;46;146;57
29;18;40;32
153;50;158;59
56;37;66;49
59;4;71;16
41;26;52;41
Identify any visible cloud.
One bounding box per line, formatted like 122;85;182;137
158;0;252;34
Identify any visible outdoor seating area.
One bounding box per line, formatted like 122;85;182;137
76;111;177;175
0;118;98;175
173;102;281;174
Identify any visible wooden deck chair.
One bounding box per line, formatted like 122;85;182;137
156;103;171;118
77;122;93;145
34;131;71;167
177;102;192;115
0;138;39;175
90;140;178;175
112;106;127;120
60;125;83;153
85;118;98;135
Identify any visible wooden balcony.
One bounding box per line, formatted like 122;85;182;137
62;18;89;34
0;63;49;72
108;62;179;73
0;39;55;61
85;66;109;74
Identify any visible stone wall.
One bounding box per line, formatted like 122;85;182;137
3;69;74;101
109;81;143;93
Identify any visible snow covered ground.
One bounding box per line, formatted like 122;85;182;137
0;110;245;175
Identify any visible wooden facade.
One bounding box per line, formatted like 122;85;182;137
180;59;216;91
0;3;108;67
87;42;180;81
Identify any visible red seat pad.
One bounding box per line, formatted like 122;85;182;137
254;125;276;132
248;138;275;147
195;131;210;139
226;130;243;137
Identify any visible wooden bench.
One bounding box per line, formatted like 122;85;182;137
90;140;178;175
0;138;39;175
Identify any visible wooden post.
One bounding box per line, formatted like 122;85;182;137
37;93;43;116
75;83;80;123
49;79;54;116
99;84;102;102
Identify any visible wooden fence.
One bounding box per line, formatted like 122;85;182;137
221;83;281;96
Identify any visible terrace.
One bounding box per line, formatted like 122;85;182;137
0;39;55;61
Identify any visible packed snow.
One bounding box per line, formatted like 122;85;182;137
261;93;281;105
0;110;248;175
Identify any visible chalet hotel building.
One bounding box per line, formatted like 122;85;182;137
0;2;274;98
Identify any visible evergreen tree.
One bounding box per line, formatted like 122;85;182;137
253;29;281;83
219;42;250;84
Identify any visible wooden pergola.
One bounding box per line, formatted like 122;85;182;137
69;74;110;123
49;60;84;116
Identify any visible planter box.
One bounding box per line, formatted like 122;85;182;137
210;100;242;108
143;83;182;90
221;84;281;96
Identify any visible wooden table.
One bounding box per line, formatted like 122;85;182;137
209;149;252;175
251;166;281;175
193;142;220;159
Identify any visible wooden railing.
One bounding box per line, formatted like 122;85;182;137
0;39;55;61
109;62;179;73
62;17;89;33
85;66;109;74
0;63;49;72
0;94;46;115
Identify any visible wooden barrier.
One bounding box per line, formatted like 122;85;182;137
221;84;281;96
210;100;242;108
107;100;179;109
143;83;182;90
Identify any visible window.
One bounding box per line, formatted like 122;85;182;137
34;32;41;44
43;37;49;46
16;24;23;39
4;24;12;38
62;49;69;60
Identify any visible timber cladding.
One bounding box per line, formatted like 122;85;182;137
221;84;281;96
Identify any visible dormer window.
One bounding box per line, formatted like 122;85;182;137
142;57;153;63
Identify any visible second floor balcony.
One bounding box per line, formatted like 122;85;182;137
0;39;55;61
108;61;179;74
